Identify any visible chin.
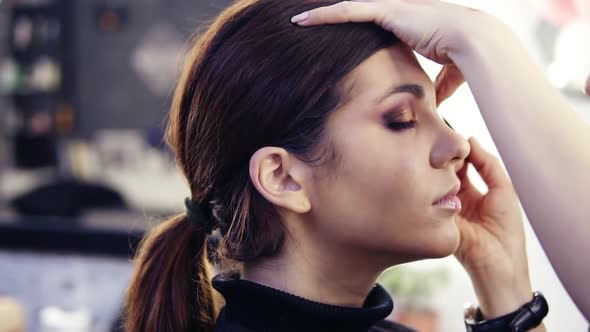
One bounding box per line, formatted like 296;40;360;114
429;228;461;258
377;236;459;267
428;242;459;259
358;221;461;264
410;226;461;260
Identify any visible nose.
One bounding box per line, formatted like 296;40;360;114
430;120;470;171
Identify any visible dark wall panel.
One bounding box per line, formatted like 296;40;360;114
73;0;232;137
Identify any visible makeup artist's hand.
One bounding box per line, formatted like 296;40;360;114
585;74;590;96
453;138;535;321
290;0;508;105
434;64;464;106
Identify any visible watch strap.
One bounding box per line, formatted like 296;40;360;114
464;292;548;332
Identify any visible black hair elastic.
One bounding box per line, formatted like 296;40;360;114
184;197;217;234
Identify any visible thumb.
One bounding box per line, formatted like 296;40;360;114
435;64;465;106
466;137;511;189
457;161;482;200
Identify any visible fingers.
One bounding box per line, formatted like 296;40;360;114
457;161;483;200
435;64;465;106
291;1;383;26
585;74;590;96
466;137;510;189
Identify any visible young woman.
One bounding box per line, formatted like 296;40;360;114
124;0;551;331
294;0;590;323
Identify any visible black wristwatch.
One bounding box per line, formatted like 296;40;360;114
464;291;549;332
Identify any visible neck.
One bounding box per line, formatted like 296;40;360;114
242;234;385;307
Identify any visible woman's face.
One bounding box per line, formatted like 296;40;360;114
305;45;470;264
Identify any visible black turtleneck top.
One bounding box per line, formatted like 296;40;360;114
212;273;415;332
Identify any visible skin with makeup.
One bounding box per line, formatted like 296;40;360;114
292;0;590;323
246;43;539;326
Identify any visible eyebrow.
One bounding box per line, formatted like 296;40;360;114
375;83;425;104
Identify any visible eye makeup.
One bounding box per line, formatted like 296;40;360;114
382;109;417;131
383;113;454;132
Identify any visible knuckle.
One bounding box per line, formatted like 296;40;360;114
335;1;353;19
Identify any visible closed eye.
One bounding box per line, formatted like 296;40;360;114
387;120;417;131
383;109;417;132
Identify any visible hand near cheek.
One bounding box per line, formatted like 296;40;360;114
454;138;525;273
454;138;534;319
435;64;465;107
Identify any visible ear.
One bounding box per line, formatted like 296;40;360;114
249;147;311;214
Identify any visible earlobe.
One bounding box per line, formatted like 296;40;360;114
249;147;311;214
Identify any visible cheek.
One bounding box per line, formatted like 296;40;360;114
310;138;419;235
336;133;423;210
309;129;459;260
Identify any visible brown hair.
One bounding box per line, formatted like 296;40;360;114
124;0;398;331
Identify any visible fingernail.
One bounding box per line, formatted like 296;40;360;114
291;12;309;24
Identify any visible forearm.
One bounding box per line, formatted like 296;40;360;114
451;19;590;320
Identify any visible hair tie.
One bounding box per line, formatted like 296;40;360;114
184;197;217;234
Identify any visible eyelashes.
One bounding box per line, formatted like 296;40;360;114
381;109;451;132
443;117;454;130
386;120;417;131
382;109;417;132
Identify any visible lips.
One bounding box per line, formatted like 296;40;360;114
433;194;462;210
433;183;462;210
433;184;460;205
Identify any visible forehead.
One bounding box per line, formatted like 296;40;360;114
340;45;433;103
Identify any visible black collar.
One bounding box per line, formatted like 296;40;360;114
212;272;394;332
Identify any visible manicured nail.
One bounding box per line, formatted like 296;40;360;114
291;12;309;24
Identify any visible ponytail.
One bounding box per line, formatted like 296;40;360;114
124;215;219;332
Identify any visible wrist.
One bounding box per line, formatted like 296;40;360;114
448;14;515;68
476;282;533;319
469;269;533;319
465;292;549;332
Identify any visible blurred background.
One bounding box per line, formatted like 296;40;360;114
0;0;588;331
